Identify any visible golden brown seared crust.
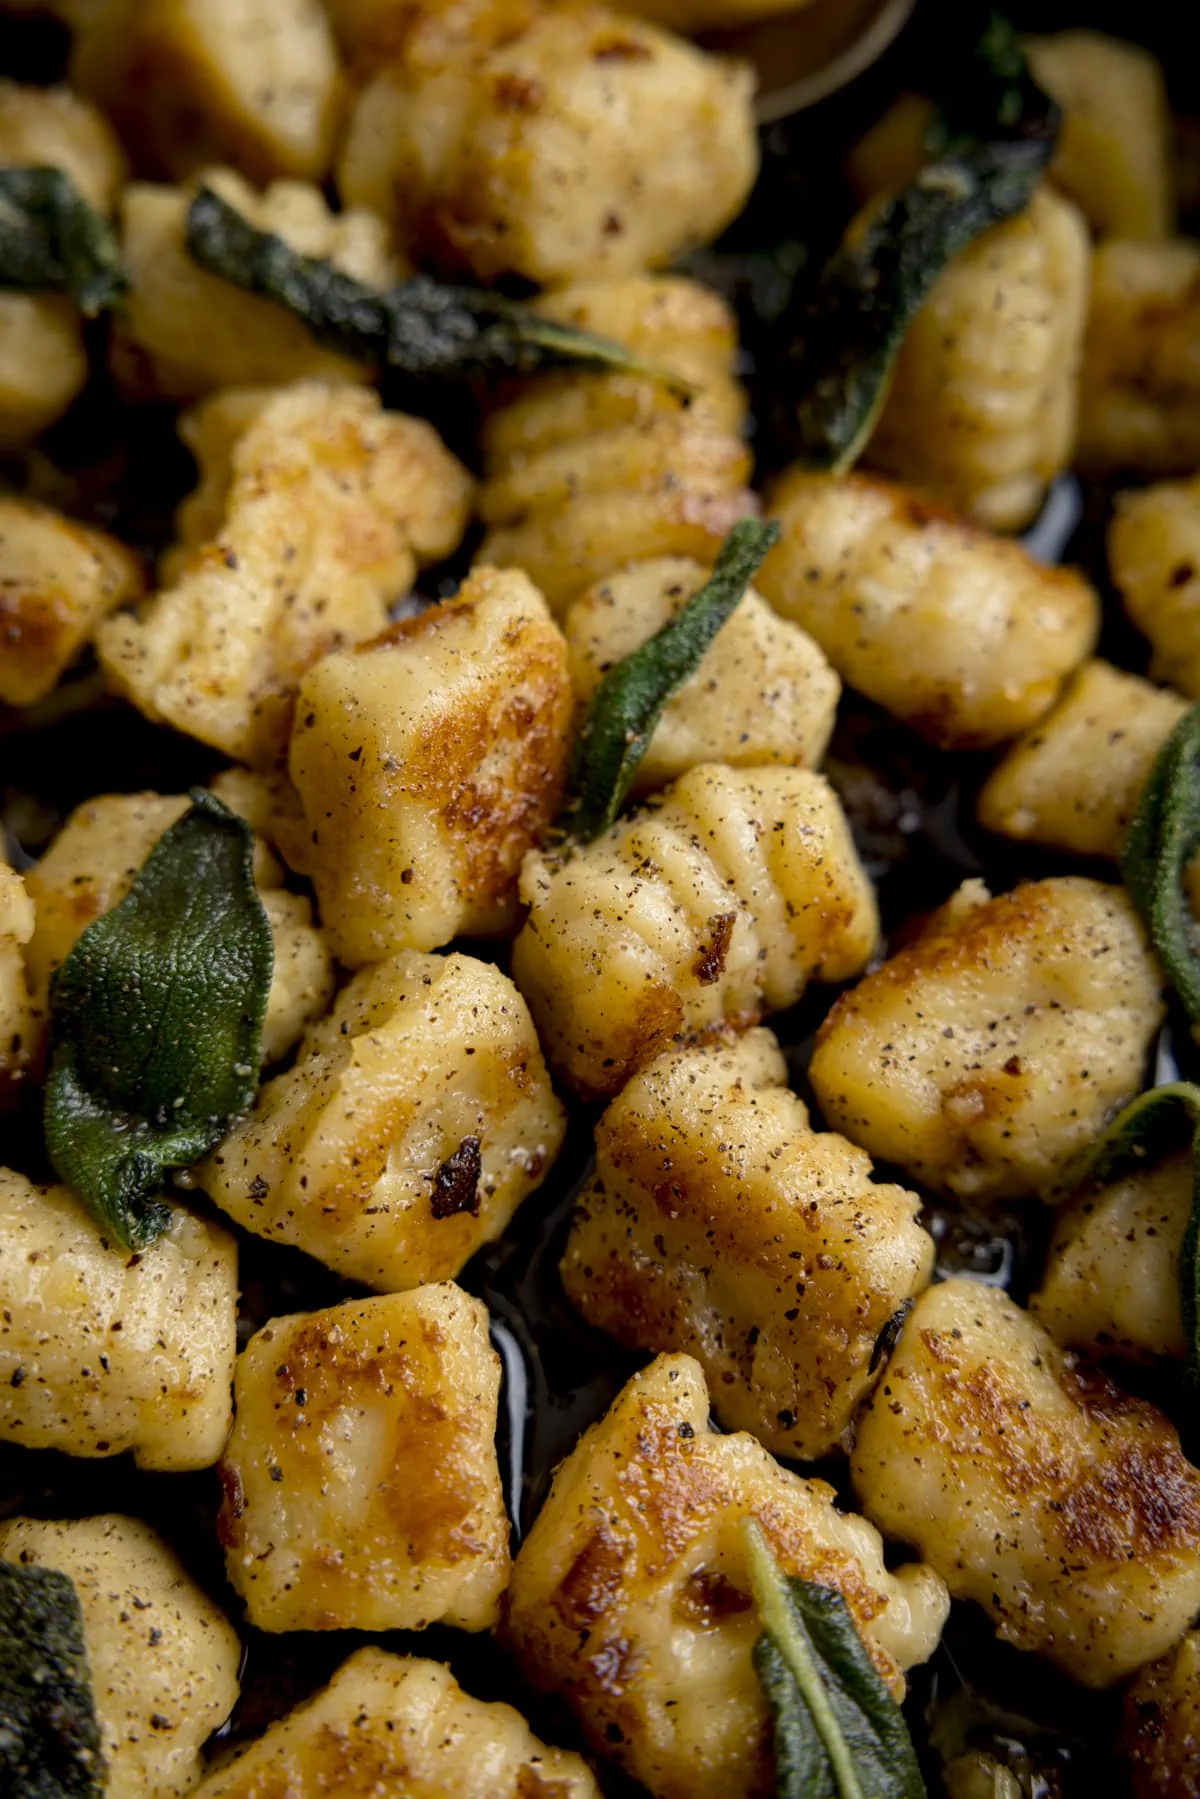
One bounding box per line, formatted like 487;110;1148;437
198;950;565;1292
70;0;342;185
112;167;407;404
336;0;757;286
863;184;1091;532
0;860;34;1105
0;497;145;708
95;381;474;766
561;1030;933;1459
192;1648;599;1798
0;1514;241;1799
505;1354;948;1799
851;1279;1200;1687
1125;1630;1200;1799
758;469;1099;749
219;1284;510;1633
977;658;1188;859
809;876;1163;1203
288;565;573;964
1109;474;1200;694
1079;241;1200;473
512;763;878;1098
1026;31;1173;240
0;1169;238;1471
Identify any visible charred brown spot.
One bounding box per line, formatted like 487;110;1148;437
693;910;737;985
216;1460;246;1547
593;35;653;60
555;1526;629;1629
1170;562;1196;588
493;72;544;111
430;1137;483;1219
675;1566;752;1628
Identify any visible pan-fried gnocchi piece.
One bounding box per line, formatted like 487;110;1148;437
1109;475;1200;694
506;1354;948;1799
199;951;564;1292
561;1030;933;1460
0;496;145;708
513;763;878;1098
977;660;1188;859
0;1514;240;1799
0;859;34;1105
22;788;333;1064
336;0;757;285
1123;1629;1200;1799
0;1167;237;1469
0;81;125;445
192;1648;600;1798
219;1284;509;1633
288;566;572;963
480;277;756;613
862;186;1091;532
564;557;839;793
1026;32;1173;240
112;167;406;403
70;0;341;184
851;1279;1200;1686
757;471;1099;749
1031;1153;1190;1363
1079;240;1200;473
809;877;1163;1203
96;381;474;765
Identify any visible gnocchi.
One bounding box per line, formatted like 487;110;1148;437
809;877;1164;1202
851;1279;1200;1686
561;1029;933;1460
513;763;878;1097
1109;474;1200;695
219;1284;510;1633
1079;240;1200;473
0;858;34;1105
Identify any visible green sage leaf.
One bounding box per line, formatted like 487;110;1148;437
184;185;692;391
1121;699;1200;1031
562;517;780;843
780;9;1059;470
744;1519;927;1799
0;165;129;316
44;789;274;1251
1058;1082;1200;1381
0;1560;105;1799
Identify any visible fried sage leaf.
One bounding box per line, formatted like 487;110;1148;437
1061;1082;1200;1380
44;789;273;1251
0;165;128;315
563;518;779;843
744;1519;927;1799
781;9;1060;470
0;1560;105;1799
185;184;691;389
1122;699;1200;1031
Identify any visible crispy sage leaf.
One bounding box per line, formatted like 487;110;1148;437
185;184;692;390
1060;1082;1200;1380
780;9;1060;470
1121;699;1200;1031
0;1560;105;1799
0;165;129;315
744;1520;927;1799
44;789;273;1251
562;518;780;843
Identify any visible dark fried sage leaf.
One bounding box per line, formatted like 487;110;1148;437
185;184;692;390
562;518;779;843
1121;699;1200;1032
0;1560;105;1799
779;8;1060;470
0;165;128;315
744;1519;927;1799
1059;1082;1200;1380
44;789;274;1251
